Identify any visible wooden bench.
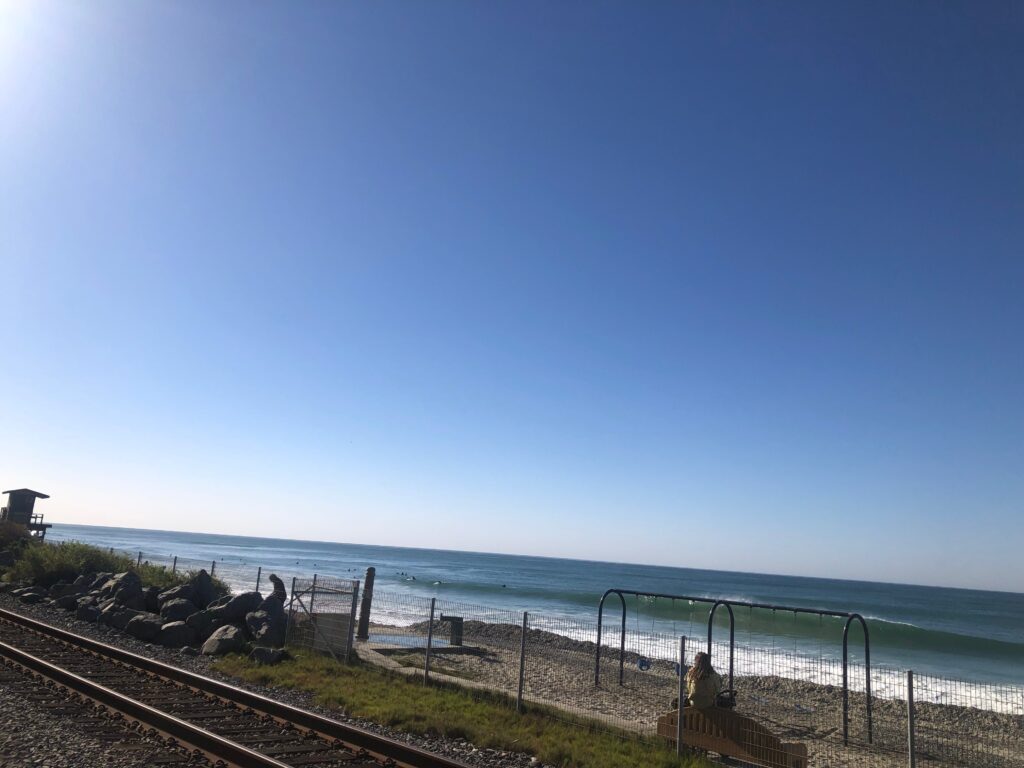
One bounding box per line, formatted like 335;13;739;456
657;707;808;768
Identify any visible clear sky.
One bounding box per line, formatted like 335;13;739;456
1;2;1021;591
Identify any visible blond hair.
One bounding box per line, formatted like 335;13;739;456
686;651;716;684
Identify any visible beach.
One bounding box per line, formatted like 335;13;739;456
360;620;1024;768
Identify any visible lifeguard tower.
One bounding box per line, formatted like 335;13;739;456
1;489;52;540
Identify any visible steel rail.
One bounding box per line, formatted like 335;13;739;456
0;607;471;768
0;637;291;768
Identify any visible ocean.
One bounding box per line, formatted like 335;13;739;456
47;523;1024;692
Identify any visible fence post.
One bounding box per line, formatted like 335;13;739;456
255;567;262;593
210;560;216;577
357;567;375;640
171;556;177;575
907;670;916;768
676;635;686;755
309;574;318;617
136;551;142;568
517;612;528;713
424;598;437;684
345;580;359;663
284;576;297;645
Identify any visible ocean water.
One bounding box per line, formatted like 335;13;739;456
47;524;1024;695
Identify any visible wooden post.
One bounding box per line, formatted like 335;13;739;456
171;556;177;575
255;566;262;592
356;567;375;640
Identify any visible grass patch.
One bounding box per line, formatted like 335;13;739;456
6;540;229;593
215;651;711;768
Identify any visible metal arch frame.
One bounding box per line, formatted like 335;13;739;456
594;588;873;745
707;600;736;691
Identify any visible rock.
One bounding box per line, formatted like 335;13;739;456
267;574;287;603
189;570;216;609
110;608;146;631
213;591;263;622
185;609;221;641
157;584;195;607
76;595;97;610
100;572;141;599
156;621;196;648
89;573;113;591
55;594;80;611
112;582;145;610
76;604;100;622
143;586;161;613
19;591;46;604
249;646;286;665
200;625;247;656
180;646;199;656
48;582;71;598
0;551;15;568
246;599;286;647
125;614;163;641
73;573;94;588
160;598;198;623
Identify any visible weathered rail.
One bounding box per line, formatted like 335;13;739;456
0;607;472;768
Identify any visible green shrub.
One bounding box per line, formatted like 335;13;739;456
0;522;32;556
8;541;230;595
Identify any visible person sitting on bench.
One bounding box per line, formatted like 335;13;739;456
686;652;723;710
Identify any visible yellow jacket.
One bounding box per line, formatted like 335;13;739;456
686;671;722;709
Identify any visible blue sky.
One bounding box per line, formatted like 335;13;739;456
1;2;1021;591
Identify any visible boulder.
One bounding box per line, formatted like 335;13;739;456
185;609;221;642
157;584;195;607
110;608;146;631
157;621;196;648
249;646;286;665
89;573;113;591
189;570;217;609
55;593;80;611
19;591;46;604
76;604;100;622
267;574;287;603
143;586;161;613
213;591;263;622
112;583;145;610
125;614;163;641
160;598;198;623
73;573;95;588
201;624;247;656
180;646;199;656
245;599;286;647
48;582;80;599
76;595;97;610
100;572;141;599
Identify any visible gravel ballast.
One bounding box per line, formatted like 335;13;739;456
0;594;541;768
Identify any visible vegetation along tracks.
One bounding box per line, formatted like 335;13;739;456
0;607;471;768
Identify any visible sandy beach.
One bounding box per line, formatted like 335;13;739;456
360;620;1024;768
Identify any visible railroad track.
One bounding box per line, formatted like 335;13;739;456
0;607;472;768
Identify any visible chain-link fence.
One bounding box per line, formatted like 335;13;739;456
352;587;1024;768
285;575;360;662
